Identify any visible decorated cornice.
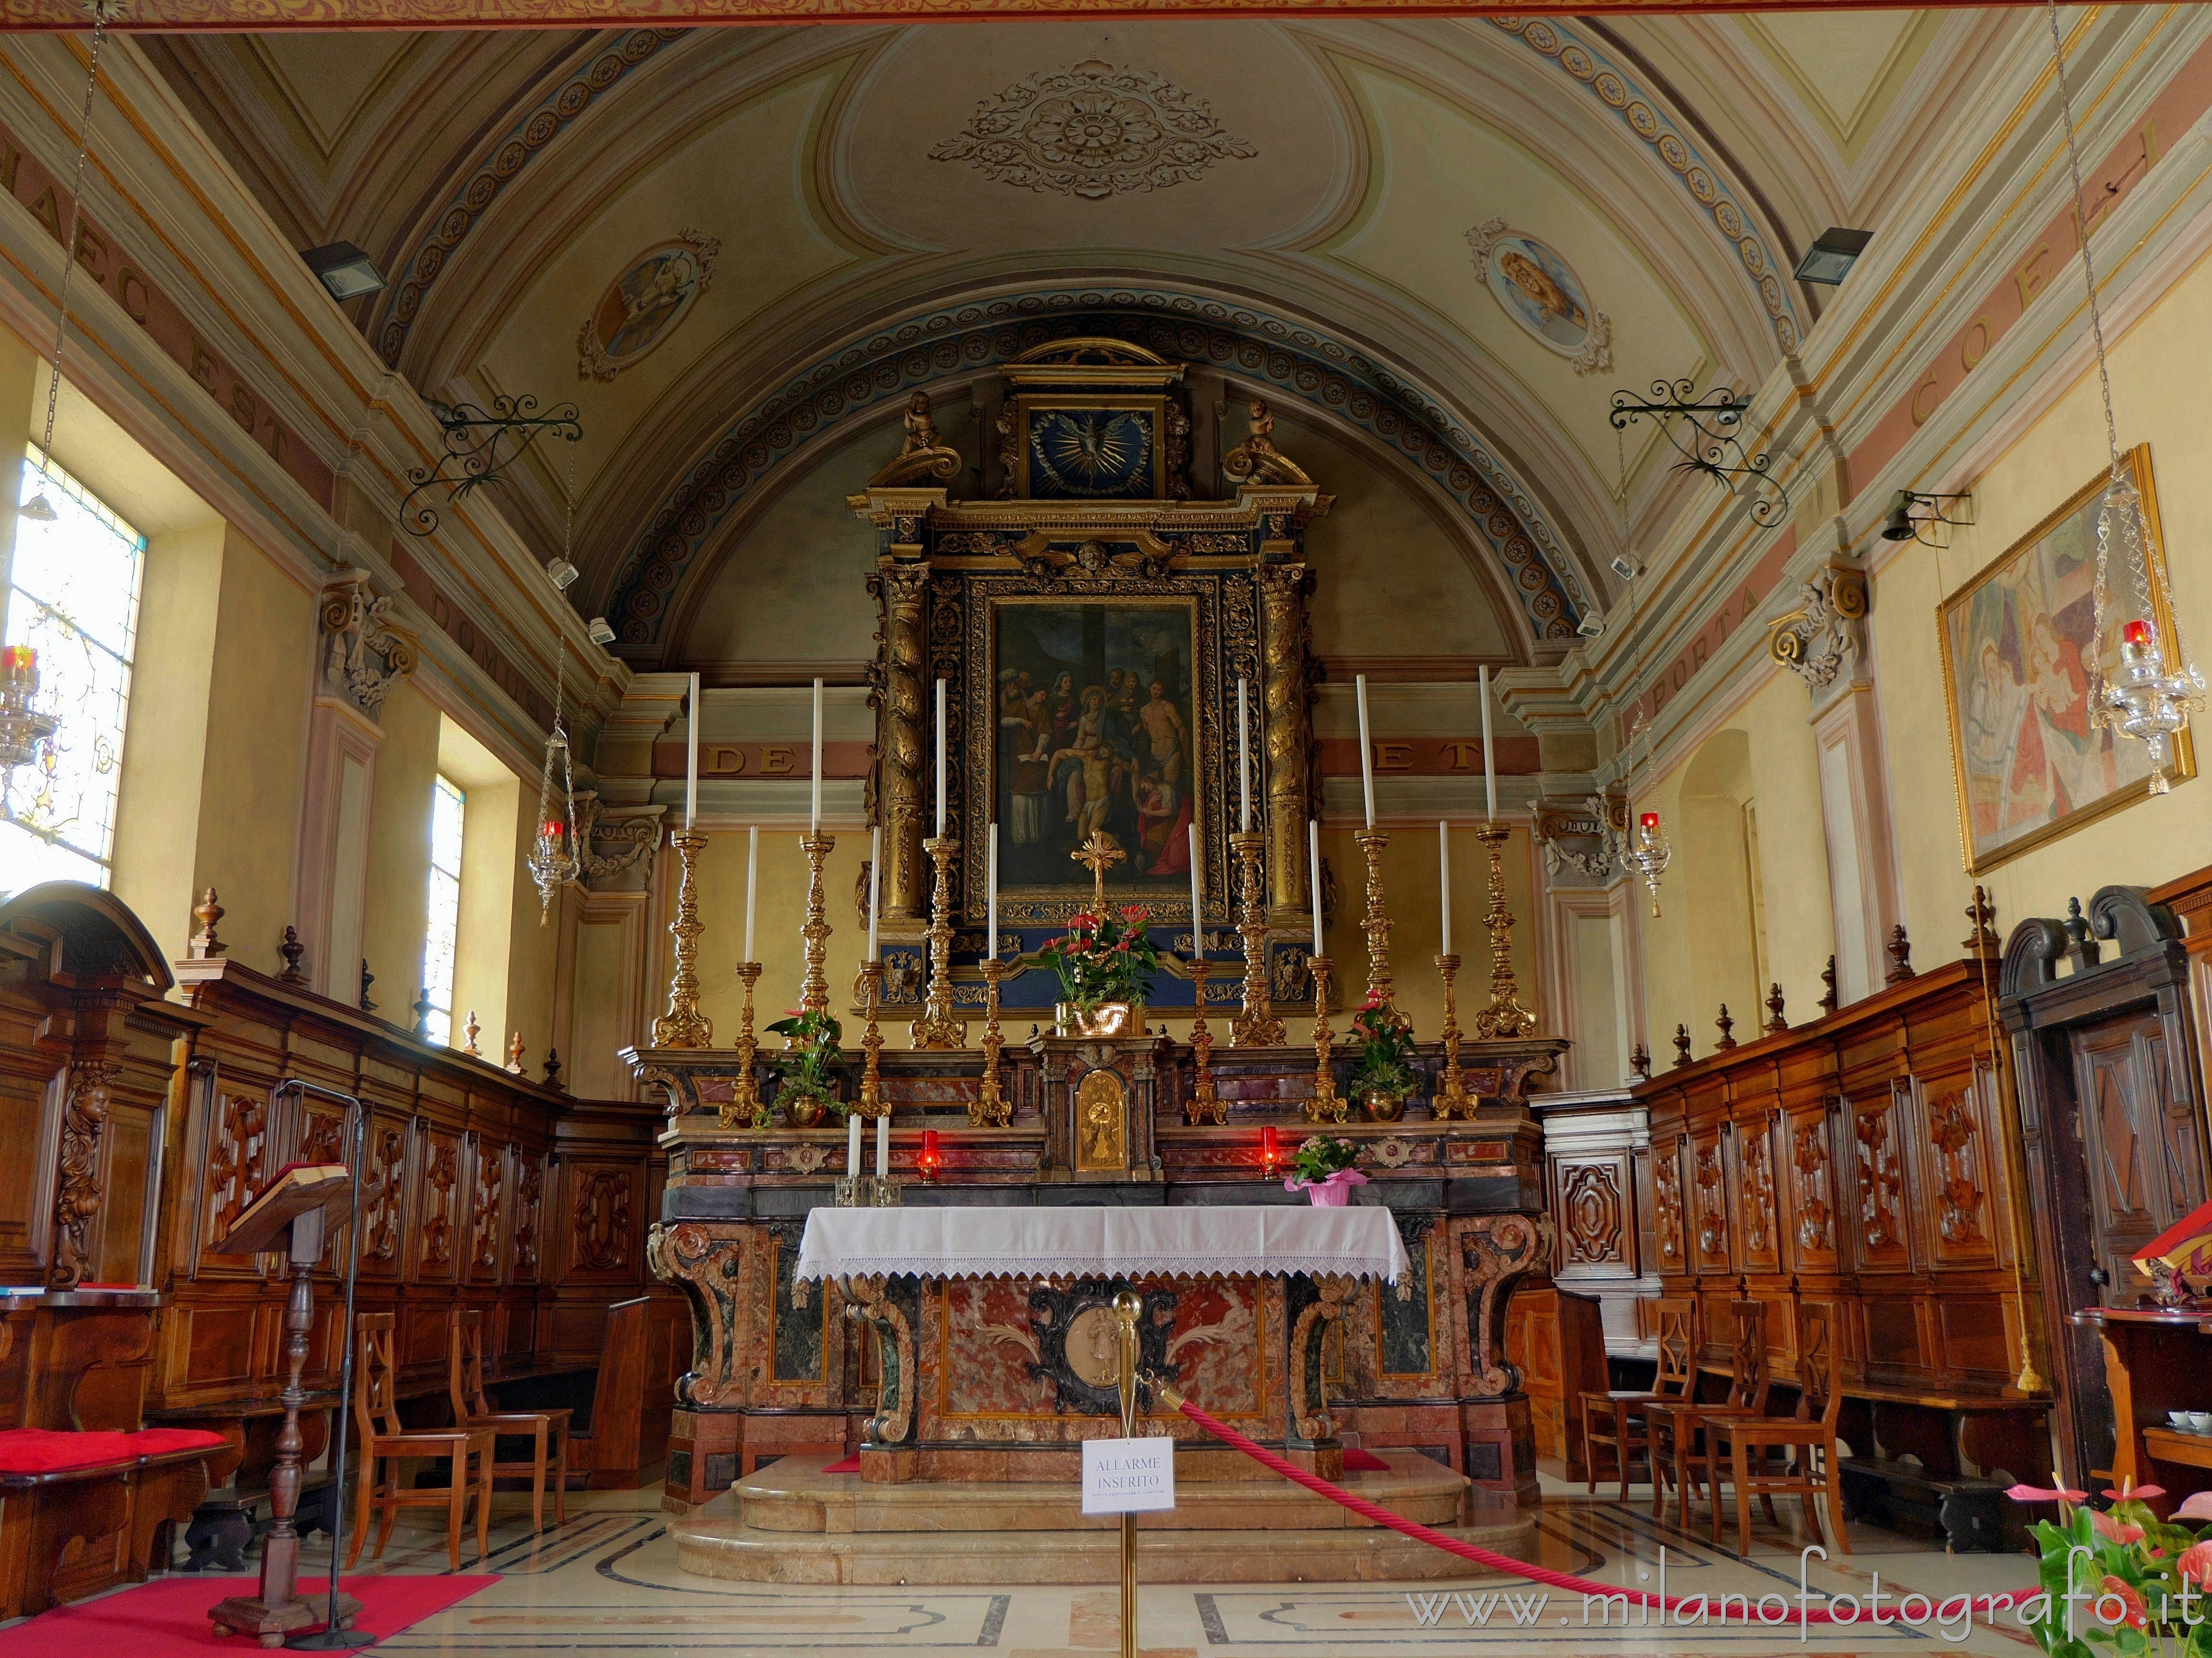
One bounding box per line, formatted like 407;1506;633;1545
603;290;1593;658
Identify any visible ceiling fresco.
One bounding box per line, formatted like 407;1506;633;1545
141;10;2026;663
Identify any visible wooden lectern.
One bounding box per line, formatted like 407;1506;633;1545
206;1166;364;1646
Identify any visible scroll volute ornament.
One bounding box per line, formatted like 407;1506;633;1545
318;574;416;717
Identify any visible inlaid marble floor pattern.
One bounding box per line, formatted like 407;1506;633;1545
96;1476;2054;1655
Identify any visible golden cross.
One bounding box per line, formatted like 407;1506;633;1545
1072;833;1126;914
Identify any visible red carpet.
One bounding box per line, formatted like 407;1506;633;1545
4;1575;498;1654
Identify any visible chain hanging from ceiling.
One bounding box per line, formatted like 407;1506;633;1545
2043;0;2205;795
525;448;584;920
1599;427;1672;915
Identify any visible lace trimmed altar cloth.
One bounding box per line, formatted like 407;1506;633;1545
793;1204;1409;1286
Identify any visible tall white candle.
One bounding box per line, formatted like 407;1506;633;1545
847;1110;861;1177
1479;665;1497;821
1438;820;1452;957
935;677;948;837
809;677;823;834
1236;677;1252;834
1188;823;1203;949
876;1111;889;1181
987;822;999;962
1356;674;1376;829
744;825;758;961
684;673;701;831
1308;820;1324;957
867;825;881;961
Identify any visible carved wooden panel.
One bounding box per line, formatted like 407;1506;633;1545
1788;1108;1837;1264
1735;1118;1780;1273
204;1093;268;1250
1556;1162;1625;1268
1691;1132;1729;1271
572;1165;635;1275
416;1130;461;1281
298;1106;345;1168
359;1120;409;1275
468;1137;505;1281
1923;1079;1992;1261
1852;1093;1911;1268
1653;1138;1686;1269
512;1154;545;1283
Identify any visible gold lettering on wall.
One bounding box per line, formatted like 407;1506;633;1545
1961;317;1991;370
2014;243;2052;310
1374;741;1413;770
1910;372;1943;427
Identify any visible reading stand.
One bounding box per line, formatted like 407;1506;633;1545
206;1164;364;1647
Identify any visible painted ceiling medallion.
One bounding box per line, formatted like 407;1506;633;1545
1466;219;1613;377
575;228;720;382
930;60;1255;201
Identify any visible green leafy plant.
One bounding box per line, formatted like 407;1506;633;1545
762;1007;848;1121
1349;990;1418;1097
1291;1135;1361;1186
1036;904;1160;1012
2008;1480;2212;1656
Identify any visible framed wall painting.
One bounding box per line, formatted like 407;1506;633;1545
1937;444;2193;876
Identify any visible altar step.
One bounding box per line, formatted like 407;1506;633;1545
672;1452;1540;1584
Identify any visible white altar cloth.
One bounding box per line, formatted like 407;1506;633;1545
793;1204;1409;1285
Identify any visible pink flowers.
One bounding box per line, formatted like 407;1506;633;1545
2090;1509;2146;1546
2175;1491;2212;1521
2176;1540;2212;1585
2005;1483;2090;1506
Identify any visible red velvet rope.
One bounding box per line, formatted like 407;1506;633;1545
1160;1387;1872;1624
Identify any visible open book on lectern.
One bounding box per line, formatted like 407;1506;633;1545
212;1163;352;1256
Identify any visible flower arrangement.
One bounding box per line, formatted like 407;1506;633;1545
1349;991;1418;1099
2008;1479;2212;1655
1036;903;1160;1012
761;1007;848;1123
1290;1135;1361;1187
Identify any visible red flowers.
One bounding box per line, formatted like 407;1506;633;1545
2005;1483;2089;1505
2097;1576;2148;1631
1120;904;1147;922
2176;1540;2212;1585
2090;1509;2146;1546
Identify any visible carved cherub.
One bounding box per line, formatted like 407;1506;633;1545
868;391;963;488
1222;397;1313;487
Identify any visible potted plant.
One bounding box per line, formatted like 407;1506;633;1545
1349;992;1417;1121
1037;904;1160;1038
761;1007;847;1128
2006;1479;2212;1655
1286;1134;1367;1206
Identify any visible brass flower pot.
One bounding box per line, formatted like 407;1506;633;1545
1361;1088;1406;1122
1054;1001;1142;1039
780;1087;834;1128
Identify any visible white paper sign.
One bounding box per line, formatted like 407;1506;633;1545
1082;1436;1177;1515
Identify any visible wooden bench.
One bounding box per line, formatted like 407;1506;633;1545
145;1395;343;1573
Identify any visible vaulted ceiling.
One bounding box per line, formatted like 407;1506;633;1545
144;10;2021;664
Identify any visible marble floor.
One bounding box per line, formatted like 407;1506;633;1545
21;1472;2046;1656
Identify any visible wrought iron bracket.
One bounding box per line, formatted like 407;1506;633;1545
401;394;582;537
1609;379;1788;526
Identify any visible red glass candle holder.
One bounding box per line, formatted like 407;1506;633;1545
1260;1124;1281;1178
919;1129;941;1182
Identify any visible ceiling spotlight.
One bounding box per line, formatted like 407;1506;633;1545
1609;555;1642;581
587;616;616;646
1879;488;1973;545
1577;612;1606;639
1795;228;1873;285
546;557;579;590
301;241;385;302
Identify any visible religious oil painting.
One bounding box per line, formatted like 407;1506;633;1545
1465;219;1613;376
1938;445;2192;876
991;597;1196;899
575;231;719;382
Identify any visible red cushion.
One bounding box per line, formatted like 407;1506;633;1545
1342;1446;1390;1472
822;1453;861;1475
0;1426;225;1475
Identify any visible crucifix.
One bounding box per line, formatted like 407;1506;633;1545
1072;832;1127;913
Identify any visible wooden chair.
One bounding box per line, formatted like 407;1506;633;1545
1646;1299;1772;1527
348;1312;494;1570
1709;1302;1848;1555
1575;1296;1697;1502
449;1308;571;1534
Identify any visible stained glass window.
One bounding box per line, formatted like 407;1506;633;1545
1;447;146;893
422;774;465;1047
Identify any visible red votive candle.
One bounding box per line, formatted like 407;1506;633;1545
919;1129;941;1180
2125;618;2154;650
1640;811;1661;833
542;820;564;837
1261;1124;1280;1172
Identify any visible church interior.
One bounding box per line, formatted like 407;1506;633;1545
3;0;2212;1651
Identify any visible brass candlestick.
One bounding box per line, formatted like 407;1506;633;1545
720;961;764;1128
1305;954;1344;1123
1353;827;1393;1008
858;959;885;1120
1472;822;1537;1039
1435;952;1472;1119
973;958;1011;1127
1185;956;1224;1124
652;829;712;1047
910;834;968;1048
1229;830;1284;1045
797;832;834;1023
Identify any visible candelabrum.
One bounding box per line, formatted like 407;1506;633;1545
858;959;886;1121
1305;955;1344;1123
972;958;1011;1127
1435;952;1472;1119
797;832;834;1022
651;830;712;1047
1615;809;1672;919
1185;957;1225;1125
1228;830;1285;1046
719;962;763;1129
2102;615;2207;794
911;835;968;1049
1472;823;1538;1039
1353;828;1394;1009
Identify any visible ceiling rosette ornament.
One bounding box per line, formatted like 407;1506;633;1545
1466;218;1613;378
930;60;1254;200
